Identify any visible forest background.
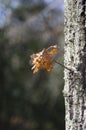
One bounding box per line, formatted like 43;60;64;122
0;0;64;130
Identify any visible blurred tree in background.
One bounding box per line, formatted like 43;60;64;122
0;0;64;130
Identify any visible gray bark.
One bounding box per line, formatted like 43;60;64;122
64;0;86;130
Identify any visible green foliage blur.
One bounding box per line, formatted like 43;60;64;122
0;0;64;130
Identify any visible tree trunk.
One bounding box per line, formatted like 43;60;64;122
64;0;86;130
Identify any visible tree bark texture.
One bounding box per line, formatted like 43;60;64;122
64;0;86;130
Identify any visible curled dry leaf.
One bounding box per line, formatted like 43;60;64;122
30;45;58;73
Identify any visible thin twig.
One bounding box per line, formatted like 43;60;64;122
54;60;73;72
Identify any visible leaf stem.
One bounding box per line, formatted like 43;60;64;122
54;60;73;72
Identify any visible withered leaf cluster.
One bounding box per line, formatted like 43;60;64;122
31;45;58;73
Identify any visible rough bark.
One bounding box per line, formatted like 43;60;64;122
64;0;86;130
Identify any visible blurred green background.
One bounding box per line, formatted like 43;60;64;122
0;0;64;130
